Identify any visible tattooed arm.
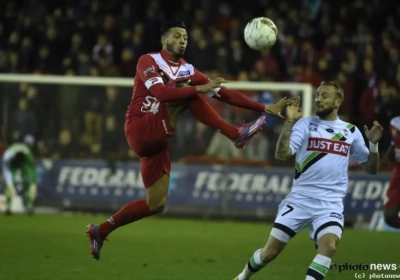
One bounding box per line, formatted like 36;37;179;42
275;104;304;161
361;151;379;175
275;121;296;160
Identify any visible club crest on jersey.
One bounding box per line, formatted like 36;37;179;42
307;137;350;156
143;65;156;76
309;123;318;131
177;70;191;77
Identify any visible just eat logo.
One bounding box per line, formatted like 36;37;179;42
307;138;350;156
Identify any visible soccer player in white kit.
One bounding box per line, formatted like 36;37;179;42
233;81;383;280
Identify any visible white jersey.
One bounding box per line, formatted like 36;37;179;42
289;117;369;201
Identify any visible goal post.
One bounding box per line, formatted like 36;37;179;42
0;74;314;117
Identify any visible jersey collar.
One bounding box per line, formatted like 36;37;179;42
317;116;340;122
160;49;181;66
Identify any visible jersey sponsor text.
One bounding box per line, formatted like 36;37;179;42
141;96;160;114
307;137;350;156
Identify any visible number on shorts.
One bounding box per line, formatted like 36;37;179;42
281;205;293;216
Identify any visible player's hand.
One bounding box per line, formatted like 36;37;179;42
284;104;303;122
364;121;383;144
265;96;300;119
196;78;228;97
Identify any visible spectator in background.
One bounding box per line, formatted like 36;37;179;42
34;45;57;74
101;115;121;173
8;52;21;73
92;35;113;63
244;133;269;161
77;51;92;76
103;86;124;127
58;69;80;136
206;131;243;159
19;37;33;72
81;69;104;144
11;98;36;139
119;48;136;77
0;0;399;162
97;55;120;77
52;129;75;159
69;33;85;61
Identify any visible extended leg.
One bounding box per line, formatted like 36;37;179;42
188;95;266;148
86;141;171;260
188;95;239;140
86;173;169;260
23;182;37;215
3;166;17;215
233;200;306;280
305;233;339;280
22;164;37;215
4;184;16;215
234;236;287;280
307;213;344;280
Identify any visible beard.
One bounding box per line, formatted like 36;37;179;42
315;106;335;118
166;43;184;59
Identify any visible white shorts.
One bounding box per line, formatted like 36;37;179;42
270;192;344;247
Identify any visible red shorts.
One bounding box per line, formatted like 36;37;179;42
384;174;400;208
125;104;173;188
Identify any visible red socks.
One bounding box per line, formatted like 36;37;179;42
98;200;156;239
188;95;240;140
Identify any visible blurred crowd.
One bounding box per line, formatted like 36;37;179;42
0;0;399;164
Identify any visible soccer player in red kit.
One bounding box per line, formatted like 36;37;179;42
86;19;298;260
383;115;400;228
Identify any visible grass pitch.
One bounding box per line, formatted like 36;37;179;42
0;214;398;280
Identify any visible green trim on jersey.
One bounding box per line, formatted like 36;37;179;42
4;143;36;183
6;143;35;163
295;123;355;179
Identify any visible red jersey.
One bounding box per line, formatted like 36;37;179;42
390;116;400;174
126;49;214;119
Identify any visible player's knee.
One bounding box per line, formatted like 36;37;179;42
145;174;170;213
146;195;167;213
318;237;337;256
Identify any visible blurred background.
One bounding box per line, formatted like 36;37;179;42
0;0;399;225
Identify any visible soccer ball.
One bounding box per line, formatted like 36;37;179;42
244;17;278;51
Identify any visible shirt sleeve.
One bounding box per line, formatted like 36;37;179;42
136;55;198;102
2;151;14;186
190;67;221;97
190;67;265;111
350;127;369;164
289;119;308;155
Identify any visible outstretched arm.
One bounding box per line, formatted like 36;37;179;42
275;120;296;160
351;122;383;175
361;149;379;175
275;105;304;160
362;122;383;174
137;55;198;103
